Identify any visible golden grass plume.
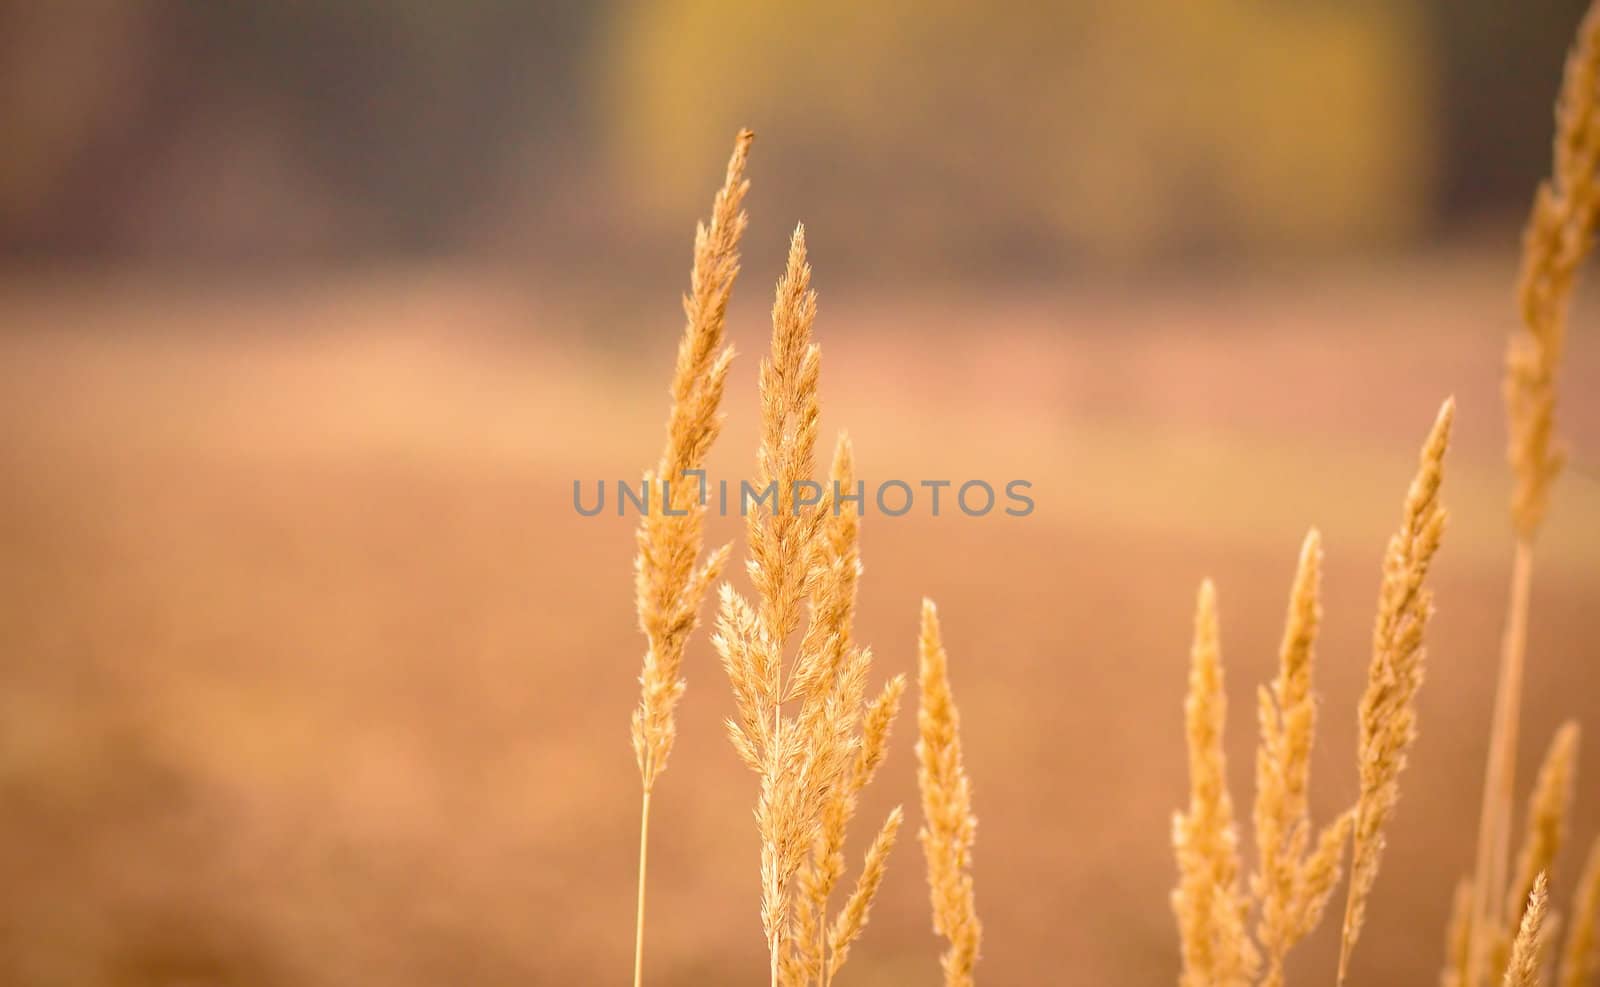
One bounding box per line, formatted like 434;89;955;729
1169;400;1452;987
716;226;904;987
1558;838;1600;987
1506;725;1580;949
1252;529;1353;987
1172;580;1256;987
629;129;752;987
918;599;982;987
1505;874;1551;987
1508;0;1600;539
1337;396;1455;984
632;128;751;788
1469;7;1600;984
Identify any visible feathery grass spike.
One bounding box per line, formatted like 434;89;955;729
792;435;906;987
1338;397;1455;986
1505;875;1551;987
630;128;752;987
1508;725;1580;938
1252;529;1352;987
632;127;752;787
1508;0;1600;539
1173;581;1256;987
1558;837;1600;987
747;224;822;663
918;600;982;987
1472;10;1600;986
1477;723;1580;986
717;227;902;987
825;806;904;982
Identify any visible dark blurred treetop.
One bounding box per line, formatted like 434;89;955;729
0;0;1589;268
0;0;592;260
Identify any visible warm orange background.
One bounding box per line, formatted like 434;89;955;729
2;4;1599;985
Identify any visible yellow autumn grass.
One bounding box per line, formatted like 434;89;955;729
620;7;1600;985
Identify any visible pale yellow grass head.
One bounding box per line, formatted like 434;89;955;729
917;599;982;987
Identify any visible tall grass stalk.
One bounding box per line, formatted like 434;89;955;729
717;226;903;987
917;600;982;987
1466;5;1600;984
629;129;753;987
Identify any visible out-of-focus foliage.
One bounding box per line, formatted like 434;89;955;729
1431;0;1596;215
0;0;1591;266
604;0;1432;261
0;0;589;257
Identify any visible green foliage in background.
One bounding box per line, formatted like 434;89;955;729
604;0;1433;260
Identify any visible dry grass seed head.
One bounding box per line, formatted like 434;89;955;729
918;600;982;987
716;227;905;985
1472;13;1600;982
1558;837;1600;987
1507;724;1580;936
632;129;754;789
790;432;861;703
1254;529;1354;987
788;435;908;986
1509;1;1600;538
1505;874;1552;987
826;805;905;980
1475;723;1580;987
1338;397;1455;985
747;225;823;657
1172;581;1256;987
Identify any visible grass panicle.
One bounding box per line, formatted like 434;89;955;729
1558;838;1600;987
631;129;753;792
616;34;1597;978
1508;0;1600;540
1505;874;1551;987
1470;8;1600;985
630;128;753;987
1172;580;1256;987
717;226;903;987
1506;725;1580;945
1337;397;1455;985
745;225;823;663
824;805;904;981
1470;723;1581;986
918;600;982;987
1252;529;1353;987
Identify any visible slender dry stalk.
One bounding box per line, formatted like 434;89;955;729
1337;397;1455;985
1558;837;1600;987
1446;879;1477;987
1252;529;1353;987
1470;8;1600;985
629;128;752;987
1173;580;1256;987
1475;723;1581;985
918;600;982;987
1474;538;1537;987
1506;874;1552;987
1507;726;1580;937
717;227;902;987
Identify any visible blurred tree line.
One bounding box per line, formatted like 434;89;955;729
0;0;1589;268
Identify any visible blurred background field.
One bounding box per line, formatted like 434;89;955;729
2;2;1600;985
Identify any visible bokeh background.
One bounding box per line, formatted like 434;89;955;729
3;1;1600;984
